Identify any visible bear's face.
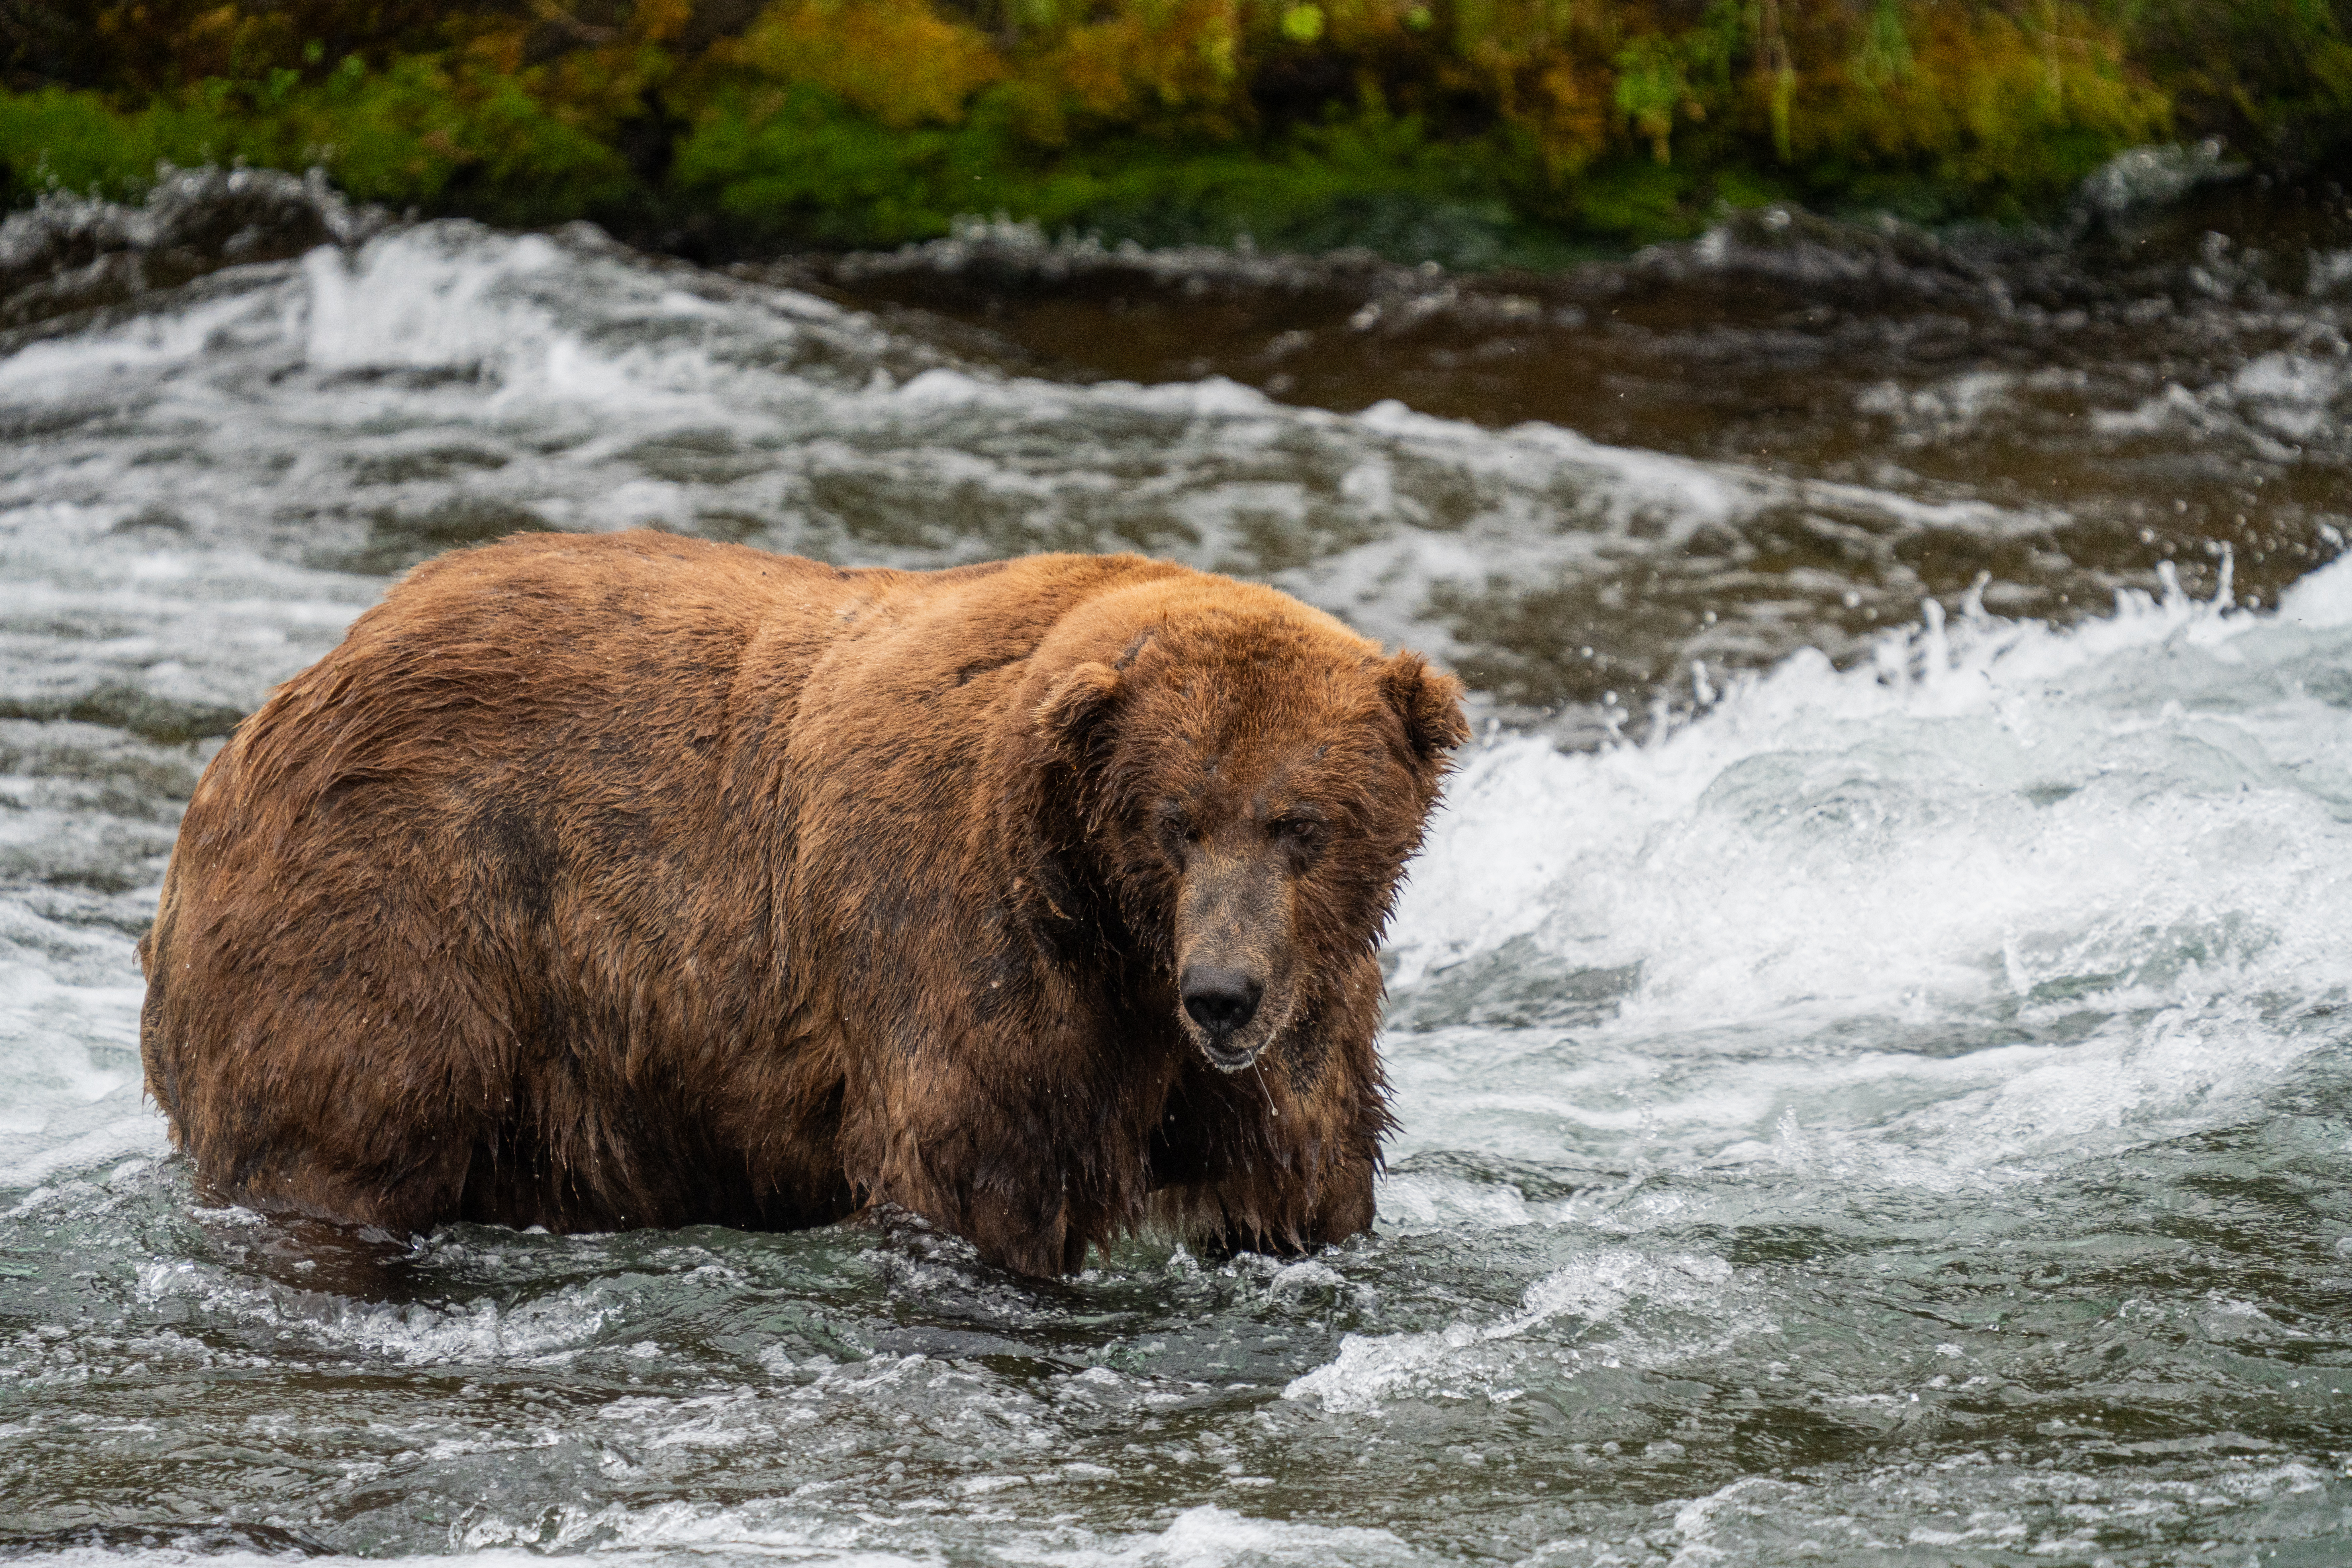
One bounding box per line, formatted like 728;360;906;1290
1040;619;1467;1072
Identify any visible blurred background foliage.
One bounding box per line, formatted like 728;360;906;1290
0;0;2344;257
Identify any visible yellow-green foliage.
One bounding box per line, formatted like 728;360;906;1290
0;0;2334;251
1037;0;1242;132
1778;3;2170;205
0;87;227;192
710;0;1005;128
676;0;2162;178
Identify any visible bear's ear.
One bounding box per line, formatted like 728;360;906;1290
1379;651;1470;764
1037;661;1124;751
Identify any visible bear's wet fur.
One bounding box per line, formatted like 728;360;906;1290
139;532;1467;1276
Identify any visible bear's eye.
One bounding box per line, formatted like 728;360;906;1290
1268;815;1323;844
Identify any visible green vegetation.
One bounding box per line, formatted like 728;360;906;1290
1;1;2345;259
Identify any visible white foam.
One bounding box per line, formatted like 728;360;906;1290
440;1486;1429;1567
1383;556;2352;1183
2093;346;2348;453
0;897;158;1186
8;1551;924;1568
130;1255;622;1365
1011;1505;1426;1567
1620;1456;2343;1565
0;286;290;392
1283;1248;1757;1414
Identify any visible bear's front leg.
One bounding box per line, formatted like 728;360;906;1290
859;1105;1090;1278
964;1181;1089;1277
1159;1127;1376;1261
1192;1155;1375;1259
1300;1144;1377;1246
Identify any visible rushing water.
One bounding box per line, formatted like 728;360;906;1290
4;165;2352;1566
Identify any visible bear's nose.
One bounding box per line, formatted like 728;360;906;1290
1181;966;1262;1039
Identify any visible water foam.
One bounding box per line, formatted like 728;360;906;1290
2093;342;2350;456
0;214;2045;702
1029;1505;1425;1566
1359;555;2352;1244
1282;1248;1758;1414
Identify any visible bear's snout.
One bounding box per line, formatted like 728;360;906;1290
1181;966;1263;1050
1170;837;1296;1071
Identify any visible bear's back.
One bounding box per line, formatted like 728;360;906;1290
141;533;894;1231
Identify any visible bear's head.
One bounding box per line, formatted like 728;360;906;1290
1037;598;1468;1071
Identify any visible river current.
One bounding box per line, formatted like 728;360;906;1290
3;165;2352;1565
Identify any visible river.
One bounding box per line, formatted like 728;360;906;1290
2;162;2350;1565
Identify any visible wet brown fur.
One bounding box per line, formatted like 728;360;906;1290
138;531;1467;1276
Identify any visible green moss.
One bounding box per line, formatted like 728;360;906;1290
321;58;634;223
0;61;633;225
1565;159;1699;241
673;90;1556;263
0;87;234;199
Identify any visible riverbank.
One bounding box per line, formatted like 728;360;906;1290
2;1;2347;262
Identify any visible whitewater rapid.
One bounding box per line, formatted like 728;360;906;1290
4;188;2352;1565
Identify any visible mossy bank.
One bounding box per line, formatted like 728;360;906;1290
3;1;2348;262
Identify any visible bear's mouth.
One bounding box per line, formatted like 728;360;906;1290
1196;1037;1263;1073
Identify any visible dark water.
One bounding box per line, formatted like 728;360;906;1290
3;162;2352;1566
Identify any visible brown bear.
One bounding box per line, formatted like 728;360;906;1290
138;531;1467;1276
